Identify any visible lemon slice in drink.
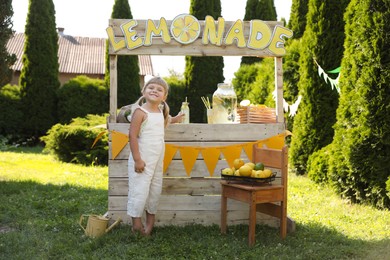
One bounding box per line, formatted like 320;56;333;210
171;14;200;44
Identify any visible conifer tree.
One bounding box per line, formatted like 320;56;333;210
288;0;309;39
106;0;140;107
0;0;16;87
282;0;309;132
241;0;277;65
289;0;350;174
184;0;224;123
328;0;390;208
19;0;60;137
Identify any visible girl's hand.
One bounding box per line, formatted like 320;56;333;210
134;159;146;173
171;111;185;124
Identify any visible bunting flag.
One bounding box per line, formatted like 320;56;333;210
163;144;178;173
221;144;244;168
264;134;286;149
91;131;107;149
111;130;129;160
242;141;256;162
200;147;221;176
107;129;291;176
179;146;199;176
314;59;341;93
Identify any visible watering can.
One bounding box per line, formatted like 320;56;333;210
79;214;121;238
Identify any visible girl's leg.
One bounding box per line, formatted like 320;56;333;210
131;217;145;235
144;212;155;236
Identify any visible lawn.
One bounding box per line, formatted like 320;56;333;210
0;148;389;259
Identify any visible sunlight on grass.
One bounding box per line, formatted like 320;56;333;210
288;174;390;241
0;151;108;190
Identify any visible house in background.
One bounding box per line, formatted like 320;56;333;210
6;28;154;87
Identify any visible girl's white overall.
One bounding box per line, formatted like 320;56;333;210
127;107;165;217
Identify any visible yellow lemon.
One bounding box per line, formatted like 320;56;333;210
171;14;200;44
251;169;256;178
222;167;234;175
253;170;263;178
233;158;245;169
239;165;252;177
263;169;273;178
244;162;255;170
234;169;240;176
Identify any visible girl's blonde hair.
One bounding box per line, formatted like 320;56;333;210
134;76;170;126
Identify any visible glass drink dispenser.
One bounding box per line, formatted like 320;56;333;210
212;83;237;124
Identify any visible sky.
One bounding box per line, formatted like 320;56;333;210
11;0;292;82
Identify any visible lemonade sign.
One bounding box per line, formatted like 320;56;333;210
107;14;293;56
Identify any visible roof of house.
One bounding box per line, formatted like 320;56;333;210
7;32;154;76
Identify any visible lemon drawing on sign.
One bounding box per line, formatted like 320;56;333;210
171;14;200;44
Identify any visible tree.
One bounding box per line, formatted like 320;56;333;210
184;0;224;123
105;0;140;108
327;0;390;208
289;0;350;174
0;0;16;87
241;0;277;65
283;0;309;104
19;0;60;137
288;0;309;39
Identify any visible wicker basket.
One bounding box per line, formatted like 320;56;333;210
237;105;277;124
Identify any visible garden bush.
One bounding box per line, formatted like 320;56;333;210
41;114;108;165
0;84;23;135
57;76;109;124
307;145;331;184
164;73;186;115
232;59;275;107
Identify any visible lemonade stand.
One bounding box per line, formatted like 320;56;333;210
106;14;294;231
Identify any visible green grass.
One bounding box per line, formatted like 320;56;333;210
1;148;389;259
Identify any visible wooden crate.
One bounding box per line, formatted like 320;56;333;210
237;106;277;124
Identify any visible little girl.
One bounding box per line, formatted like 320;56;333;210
127;76;183;236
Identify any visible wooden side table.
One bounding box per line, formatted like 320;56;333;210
220;146;288;246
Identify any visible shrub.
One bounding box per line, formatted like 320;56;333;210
0;84;23;135
307;145;331;184
233;59;275;107
41;114;108;166
164;73;186;115
57;76;109;124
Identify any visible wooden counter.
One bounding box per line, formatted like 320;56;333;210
107;123;286;227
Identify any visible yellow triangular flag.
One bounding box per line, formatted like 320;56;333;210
179;146;199;176
221;144;243;168
91;131;107;148
111;130;129;159
243;141;256;162
200;147;221;176
163;144;178;173
264;133;285;149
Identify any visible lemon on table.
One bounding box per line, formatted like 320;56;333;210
263;169;273;178
239;165;252;177
171;14;200;44
222;167;233;175
233;158;245;169
244;162;255;170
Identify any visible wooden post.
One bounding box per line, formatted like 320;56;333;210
109;55;118;123
274;57;284;123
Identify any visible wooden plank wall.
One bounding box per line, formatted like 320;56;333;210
107;123;285;227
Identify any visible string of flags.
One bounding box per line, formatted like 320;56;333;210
108;130;291;176
314;59;341;93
